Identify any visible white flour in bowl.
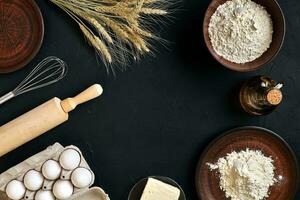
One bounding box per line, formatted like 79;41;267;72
207;149;276;200
208;0;273;64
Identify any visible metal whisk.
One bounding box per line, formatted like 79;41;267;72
0;56;67;105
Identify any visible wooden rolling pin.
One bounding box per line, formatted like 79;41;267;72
0;84;103;157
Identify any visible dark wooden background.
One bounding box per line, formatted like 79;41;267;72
0;0;299;199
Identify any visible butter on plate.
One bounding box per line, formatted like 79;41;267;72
140;178;180;200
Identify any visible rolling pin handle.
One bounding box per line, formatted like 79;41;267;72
61;84;103;113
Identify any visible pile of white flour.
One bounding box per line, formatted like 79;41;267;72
208;0;273;64
208;149;276;200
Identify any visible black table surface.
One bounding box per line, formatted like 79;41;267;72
0;0;299;199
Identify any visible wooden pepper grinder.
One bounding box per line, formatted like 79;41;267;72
239;76;283;116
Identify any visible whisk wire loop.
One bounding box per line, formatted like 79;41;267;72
12;56;68;97
0;56;67;105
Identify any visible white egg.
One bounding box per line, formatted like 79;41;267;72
42;160;62;180
5;180;26;200
52;180;73;199
35;190;55;200
59;149;81;170
24;170;44;191
71;167;93;188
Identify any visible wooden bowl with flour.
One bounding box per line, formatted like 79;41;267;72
195;127;299;200
203;0;285;72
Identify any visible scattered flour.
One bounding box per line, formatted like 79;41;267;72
207;149;276;200
208;0;273;64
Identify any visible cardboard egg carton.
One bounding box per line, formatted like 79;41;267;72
0;143;110;200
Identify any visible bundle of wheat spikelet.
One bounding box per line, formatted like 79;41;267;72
50;0;170;73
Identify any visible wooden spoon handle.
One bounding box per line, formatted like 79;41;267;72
61;84;103;113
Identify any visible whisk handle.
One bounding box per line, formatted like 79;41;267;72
61;84;103;113
0;92;15;105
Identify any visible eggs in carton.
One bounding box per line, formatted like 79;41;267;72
0;143;110;200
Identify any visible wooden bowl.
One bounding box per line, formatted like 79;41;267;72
0;0;44;74
195;127;299;200
203;0;286;72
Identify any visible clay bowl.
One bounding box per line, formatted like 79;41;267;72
203;0;285;72
0;0;44;73
195;127;299;200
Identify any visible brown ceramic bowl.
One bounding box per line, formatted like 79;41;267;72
0;0;44;74
195;126;299;200
203;0;285;72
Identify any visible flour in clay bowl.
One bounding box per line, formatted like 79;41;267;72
208;0;273;64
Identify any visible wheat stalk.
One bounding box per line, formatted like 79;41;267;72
49;0;171;73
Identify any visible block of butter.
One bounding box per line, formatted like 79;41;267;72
140;178;180;200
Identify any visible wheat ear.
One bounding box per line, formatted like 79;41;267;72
79;24;112;63
99;16;130;41
140;8;168;15
87;17;113;44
